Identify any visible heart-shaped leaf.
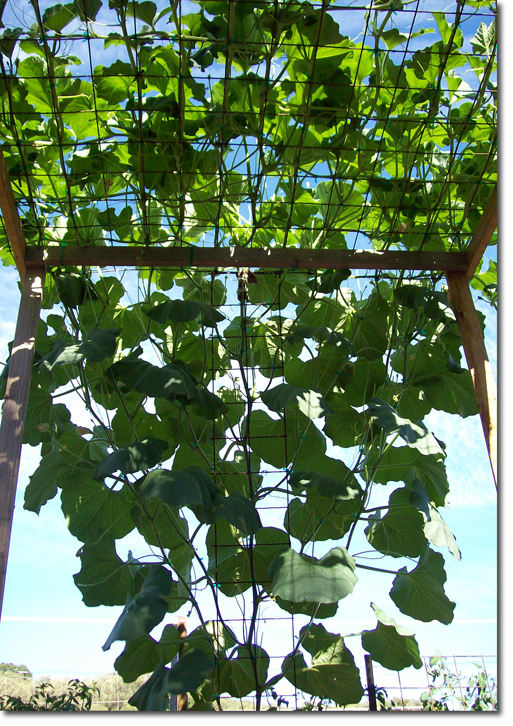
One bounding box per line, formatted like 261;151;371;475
361;603;423;671
138;466;219;510
94;438;169;480
261;383;332;419
102;565;173;651
145;298;224;327
269;547;358;604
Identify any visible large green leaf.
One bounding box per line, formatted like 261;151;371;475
138;466;219;510
245;409;326;470
423;506;461;560
285;494;356;543
423;369;479;417
365;446;449;508
102;566;172;651
114;626;182;683
361;603;423;671
94;438;170;480
38;327;119;369
61;479;135;543
73;537;133;607
366;397;444;456
390;548;456;624
269;547;358;604
206;520;250;597
365;487;429;558
145;298;224;327
217;645;269;697
203;492;262;535
127;664;172;711
165;648;214;695
261;383;332;419
282;624;364;706
108;353;198;401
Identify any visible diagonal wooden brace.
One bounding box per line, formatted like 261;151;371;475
446;272;497;489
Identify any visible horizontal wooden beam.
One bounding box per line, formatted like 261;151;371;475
465;186;497;281
0;146;27;279
24;246;469;272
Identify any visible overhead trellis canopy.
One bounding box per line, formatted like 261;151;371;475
0;0;497;272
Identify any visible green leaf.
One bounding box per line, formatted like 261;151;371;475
108;354;198;401
317;269;351;293
205;492;262;535
366;397;444;455
138;466;219;510
365;446;449;508
73;537;133;607
72;0;101;22
365;487;428;558
285;495;356;543
206;519;250;597
282;624;364;706
390;549;456;624
127;664;171;711
423;369;479;417
94;438;170;480
42;4;77;33
165;648;214;695
261;383;332;419
190;388;229;420
218;645;269;697
114;626;182;683
245;409;326;470
60;479;135;543
361;603;423;671
102;566;173;651
323;394;366;448
39;327;119;369
424;506;461;560
269;547;358;604
145;299;225;327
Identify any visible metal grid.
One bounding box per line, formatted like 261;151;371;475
0;0;497;262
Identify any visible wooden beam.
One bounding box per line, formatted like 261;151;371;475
446;271;497;489
0;268;45;619
465;186;497;281
169;617;188;711
24;246;469;272
0;146;27;279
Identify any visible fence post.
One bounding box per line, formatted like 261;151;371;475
169;617;188;711
365;654;377;711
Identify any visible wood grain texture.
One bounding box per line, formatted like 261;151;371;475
465;187;497;281
24;245;469;272
446;272;497;489
0;146;27;278
0;268;45;619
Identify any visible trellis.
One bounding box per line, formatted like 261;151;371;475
0;0;497;711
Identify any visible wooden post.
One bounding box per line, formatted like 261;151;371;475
365;654;378;711
0;267;45;619
446;272;497;489
0;146;27;280
169;616;188;711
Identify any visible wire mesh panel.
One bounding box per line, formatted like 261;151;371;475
0;0;497;714
0;0;496;261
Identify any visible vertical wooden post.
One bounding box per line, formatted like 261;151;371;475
365;654;378;711
169;616;188;711
0;267;45;619
0;147;27;280
446;272;497;489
